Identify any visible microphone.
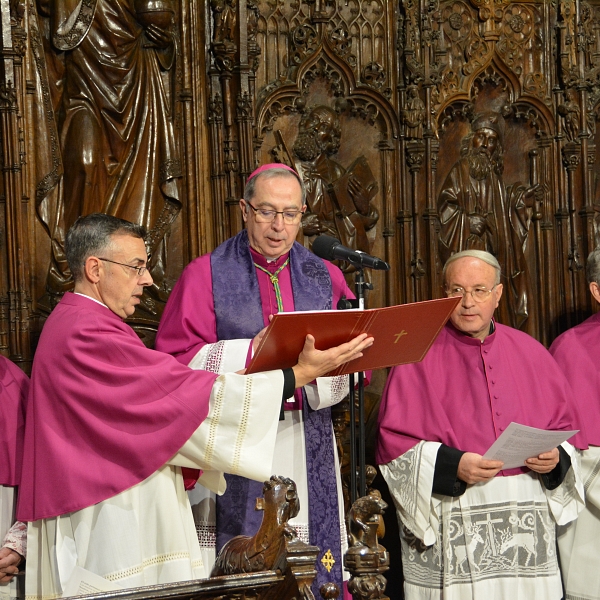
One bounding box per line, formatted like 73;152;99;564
312;235;390;271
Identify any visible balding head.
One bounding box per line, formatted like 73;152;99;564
444;251;503;341
443;250;501;286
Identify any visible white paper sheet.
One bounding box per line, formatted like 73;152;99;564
482;422;579;469
63;566;123;597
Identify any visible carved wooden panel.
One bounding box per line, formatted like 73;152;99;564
0;0;215;359
2;0;600;357
198;0;600;348
4;6;600;599
397;0;600;345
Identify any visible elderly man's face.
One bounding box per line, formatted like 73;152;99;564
240;175;305;260
95;234;153;319
445;257;503;341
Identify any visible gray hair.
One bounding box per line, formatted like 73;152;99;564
66;213;146;282
586;247;600;284
443;249;502;285
243;168;306;206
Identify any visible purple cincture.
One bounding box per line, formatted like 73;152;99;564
211;230;343;595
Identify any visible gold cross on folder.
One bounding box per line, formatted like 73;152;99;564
394;330;408;343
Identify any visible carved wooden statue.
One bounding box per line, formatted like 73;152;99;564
212;475;303;575
558;88;581;143
402;85;425;140
273;105;379;269
34;0;181;313
211;475;327;599
437;111;541;331
345;491;390;600
210;0;236;48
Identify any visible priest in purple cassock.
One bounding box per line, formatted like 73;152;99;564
18;213;371;600
156;164;355;597
549;246;600;600
0;356;28;598
377;249;585;600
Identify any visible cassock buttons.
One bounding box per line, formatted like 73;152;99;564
494;394;499;399
495;411;501;416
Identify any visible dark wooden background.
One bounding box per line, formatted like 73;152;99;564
3;0;600;375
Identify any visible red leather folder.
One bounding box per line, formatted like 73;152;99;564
246;297;460;377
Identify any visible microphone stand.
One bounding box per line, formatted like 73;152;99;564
338;267;372;504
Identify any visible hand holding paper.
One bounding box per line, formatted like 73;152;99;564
525;447;560;473
482;422;578;470
457;452;504;484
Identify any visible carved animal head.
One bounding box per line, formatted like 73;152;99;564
365;464;377;488
350;493;388;522
254;475;300;522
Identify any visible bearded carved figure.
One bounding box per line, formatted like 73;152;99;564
437;112;541;330
286;106;380;268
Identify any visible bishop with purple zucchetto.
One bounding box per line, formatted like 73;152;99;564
156;164;357;597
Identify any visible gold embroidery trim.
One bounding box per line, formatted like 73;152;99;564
321;549;335;573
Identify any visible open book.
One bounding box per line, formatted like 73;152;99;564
246;297;459;377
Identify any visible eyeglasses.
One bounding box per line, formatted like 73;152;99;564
446;285;498;303
245;202;303;224
98;258;148;277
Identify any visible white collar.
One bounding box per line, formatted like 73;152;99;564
74;292;108;308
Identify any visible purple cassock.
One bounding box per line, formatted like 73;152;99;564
0;356;28;488
156;229;352;595
17;293;219;522
377;321;586;470
550;311;600;446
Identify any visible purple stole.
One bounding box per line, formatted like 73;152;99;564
211;229;343;594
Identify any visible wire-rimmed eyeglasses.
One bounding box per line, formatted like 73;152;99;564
98;258;148;277
245;201;303;224
445;285;498;303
